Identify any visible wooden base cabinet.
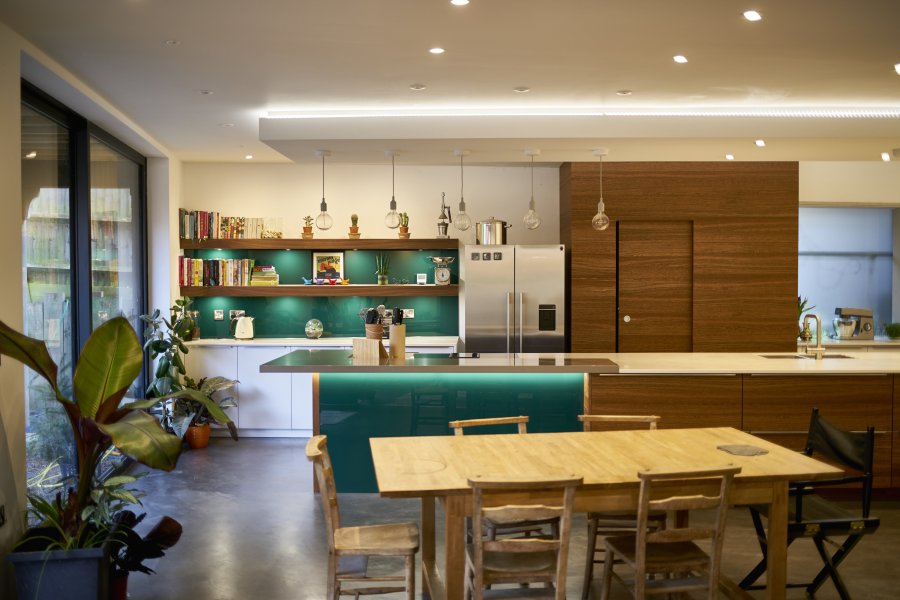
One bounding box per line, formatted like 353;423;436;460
742;375;893;488
588;375;742;429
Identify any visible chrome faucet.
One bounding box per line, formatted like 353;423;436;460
801;313;825;360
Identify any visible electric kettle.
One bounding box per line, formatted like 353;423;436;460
232;316;255;339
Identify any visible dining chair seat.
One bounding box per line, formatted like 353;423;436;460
603;535;712;572
333;522;420;554
474;547;558;576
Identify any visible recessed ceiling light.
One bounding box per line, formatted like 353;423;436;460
513;86;530;93
895;63;900;75
743;10;762;21
429;47;445;54
725;154;735;160
673;55;688;64
164;39;180;46
199;90;213;95
881;152;891;162
616;89;633;96
218;122;235;128
24;151;37;159
409;83;426;91
451;0;469;5
755;139;766;147
244;154;253;160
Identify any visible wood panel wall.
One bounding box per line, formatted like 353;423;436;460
560;162;798;352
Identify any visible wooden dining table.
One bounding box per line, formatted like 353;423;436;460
369;427;841;600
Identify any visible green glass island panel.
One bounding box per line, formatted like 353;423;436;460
319;372;584;492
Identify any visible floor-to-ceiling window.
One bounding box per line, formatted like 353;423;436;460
21;81;148;495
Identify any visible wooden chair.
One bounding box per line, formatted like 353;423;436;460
465;474;583;599
306;435;419;600
449;415;529;436
449;416;558;542
739;408;880;600
578;414;666;600
600;464;741;600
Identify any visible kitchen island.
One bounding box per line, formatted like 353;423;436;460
262;349;900;491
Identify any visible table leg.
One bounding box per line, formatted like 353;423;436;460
765;481;788;600
444;495;467;600
421;496;436;600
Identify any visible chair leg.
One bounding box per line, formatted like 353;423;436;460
739;508;771;589
582;518;598;600
405;553;416;600
599;544;614;600
808;535;860;600
327;552;339;600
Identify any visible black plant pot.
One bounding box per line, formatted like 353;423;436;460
7;539;111;600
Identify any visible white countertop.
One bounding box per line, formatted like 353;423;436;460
184;336;459;348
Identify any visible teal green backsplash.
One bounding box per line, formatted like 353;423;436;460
185;247;459;338
319;372;583;492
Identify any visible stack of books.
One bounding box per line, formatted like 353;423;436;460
250;265;279;286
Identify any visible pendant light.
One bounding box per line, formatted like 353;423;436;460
314;150;334;230
384;150;401;229
591;148;610;231
453;149;472;231
523;149;542;230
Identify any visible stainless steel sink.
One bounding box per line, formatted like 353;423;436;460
759;354;855;360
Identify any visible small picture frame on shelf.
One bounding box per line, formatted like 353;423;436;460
313;252;344;279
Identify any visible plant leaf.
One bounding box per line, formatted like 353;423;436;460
161;387;234;427
0;319;65;403
73;317;143;419
97;411;182;471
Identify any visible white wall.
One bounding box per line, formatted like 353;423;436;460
799;162;900;206
148;157;182;315
181;161;560;244
0;21;27;594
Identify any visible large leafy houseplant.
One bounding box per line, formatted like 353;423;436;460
141;304;238;442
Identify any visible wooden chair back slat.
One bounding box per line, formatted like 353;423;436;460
306;435;340;548
450;415;529;435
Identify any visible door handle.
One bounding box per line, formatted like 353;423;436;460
506;292;513;354
518;292;524;354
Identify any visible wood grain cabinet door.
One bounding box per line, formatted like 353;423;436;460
617;221;693;352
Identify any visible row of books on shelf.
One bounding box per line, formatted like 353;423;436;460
179;257;285;287
179;209;283;240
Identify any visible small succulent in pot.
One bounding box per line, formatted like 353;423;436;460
302;215;314;238
884;323;900;339
349;213;360;238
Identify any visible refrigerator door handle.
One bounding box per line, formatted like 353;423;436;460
506;291;513;354
518;292;524;354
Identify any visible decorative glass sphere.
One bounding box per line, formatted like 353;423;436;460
305;318;324;339
315;211;333;230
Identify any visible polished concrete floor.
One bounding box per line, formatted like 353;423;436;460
127;438;900;599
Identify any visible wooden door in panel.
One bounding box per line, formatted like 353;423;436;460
589;374;741;428
617;221;693;352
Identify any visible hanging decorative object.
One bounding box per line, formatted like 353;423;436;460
437;192;451;238
453;149;472;231
523;149;542;230
384;150;401;229
591;148;610;231
314;150;333;230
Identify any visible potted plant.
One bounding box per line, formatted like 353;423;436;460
141;306;239;448
885;323;900;340
398;212;410;239
375;253;390;285
0;317;183;600
302;215;314;239
798;295;816;340
349;213;360;239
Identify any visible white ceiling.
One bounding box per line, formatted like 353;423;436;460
4;0;900;164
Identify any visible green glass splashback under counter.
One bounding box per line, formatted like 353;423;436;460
318;372;584;492
184;248;458;338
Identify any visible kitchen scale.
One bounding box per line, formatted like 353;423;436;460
427;256;455;285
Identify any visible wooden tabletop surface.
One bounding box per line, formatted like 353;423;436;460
370;427;841;497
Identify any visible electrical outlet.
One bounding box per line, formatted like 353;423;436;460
229;309;245;320
213;309;224;321
402;308;414;319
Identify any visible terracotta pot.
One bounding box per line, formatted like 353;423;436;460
349;226;359;234
109;573;128;600
185;423;211;449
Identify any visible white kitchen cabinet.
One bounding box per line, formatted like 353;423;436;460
291;374;314;433
237;346;292;430
183;346;239;426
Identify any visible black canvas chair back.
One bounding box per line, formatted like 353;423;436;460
740;408;879;600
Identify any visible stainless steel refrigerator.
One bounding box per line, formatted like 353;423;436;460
459;244;566;353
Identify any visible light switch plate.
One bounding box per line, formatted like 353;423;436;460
416;273;427;285
402;308;415;319
213;310;224;321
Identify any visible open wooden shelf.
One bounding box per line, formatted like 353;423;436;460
180;284;458;297
180;238;460;251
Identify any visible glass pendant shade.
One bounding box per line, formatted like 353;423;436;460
592;199;610;231
384;152;400;228
524;198;541;230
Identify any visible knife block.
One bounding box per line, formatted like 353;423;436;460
353;337;387;363
389;324;406;359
